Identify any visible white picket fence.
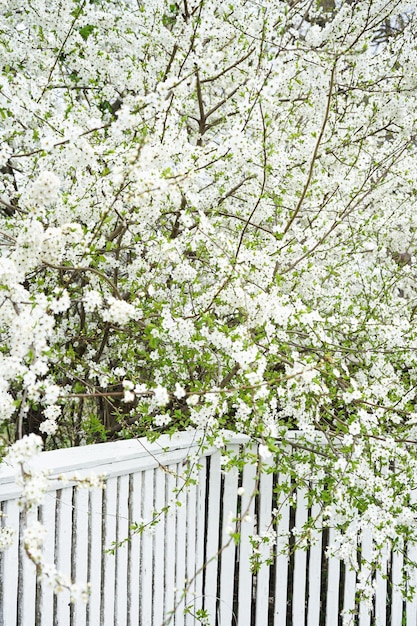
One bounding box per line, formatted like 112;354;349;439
0;430;417;626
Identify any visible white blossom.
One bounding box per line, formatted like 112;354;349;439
259;444;272;460
39;418;58;436
173;383;186;399
102;297;137;325
5;434;43;466
29;171;60;205
83;290;103;312
153;385;170;407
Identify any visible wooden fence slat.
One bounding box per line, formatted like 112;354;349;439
237;455;257;626
141;468;154;626
175;464;188;625
164;471;177;625
307;502;322;626
127;472;141;626
55;488;73;625
204;450;222;625
391;539;404;626
406;545;417;625
72;488;89;626
19;507;37;626
88;486;103;626
274;472;291;626
153;466;167;626
38;494;56;626
255;457;273;626
185;474;197;626
406;486;417;626
101;477;117;626
193;456;207;623
293;485;308;626
358;527;372;626
1;499;20;626
326;526;340;626
375;545;388;626
115;475;129;626
342;542;357;626
219;448;239;626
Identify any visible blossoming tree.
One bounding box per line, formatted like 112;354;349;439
1;0;417;608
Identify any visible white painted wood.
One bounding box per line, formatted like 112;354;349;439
358;527;372;626
237;454;257;626
71;487;89;626
391;539;404;626
0;432;250;500
255;456;273;626
293;485;308;626
307;502;322;626
140;468;154;626
204;450;222;625
19;507;37;626
127;472;141;626
342;544;357;626
219;447;239;626
406;548;417;625
164;471;177;625
193;456;207;623
175;464;188;625
274;472;291;626
1;499;20;626
55;488;73;625
101;477;117;626
115;475;129;626
185;474;197;626
406;488;417;626
375;544;388;626
0;433;337;501
326;526;340;626
38;493;56;626
153;466;167;626
87;486;103;626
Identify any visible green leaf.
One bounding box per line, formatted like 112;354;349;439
78;24;96;41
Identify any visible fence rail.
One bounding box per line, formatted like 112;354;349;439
0;431;417;626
